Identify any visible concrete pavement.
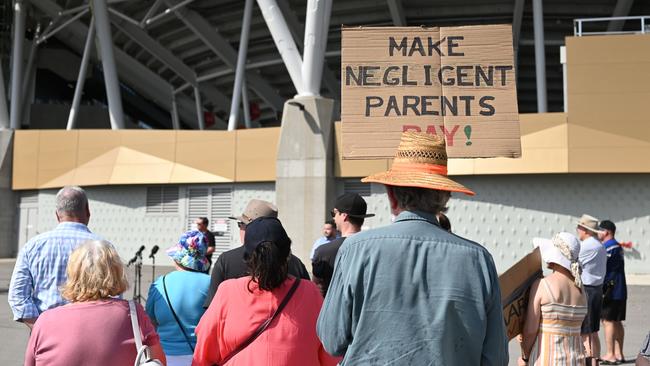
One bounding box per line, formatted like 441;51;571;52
1;259;649;365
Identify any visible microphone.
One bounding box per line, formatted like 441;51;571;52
128;245;146;266
135;245;145;256
149;245;159;259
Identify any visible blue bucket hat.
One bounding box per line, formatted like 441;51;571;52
166;230;209;271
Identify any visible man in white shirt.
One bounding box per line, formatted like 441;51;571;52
309;220;338;260
576;214;607;366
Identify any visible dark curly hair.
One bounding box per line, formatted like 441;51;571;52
245;240;290;292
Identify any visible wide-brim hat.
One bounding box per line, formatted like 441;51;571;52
577;214;602;234
166;230;210;271
361;131;475;195
533;232;581;272
229;199;278;225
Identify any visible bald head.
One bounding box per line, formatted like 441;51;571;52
55;186;90;224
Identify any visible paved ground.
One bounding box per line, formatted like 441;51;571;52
1;259;648;365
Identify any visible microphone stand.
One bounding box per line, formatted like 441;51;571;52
128;249;144;304
151;254;156;283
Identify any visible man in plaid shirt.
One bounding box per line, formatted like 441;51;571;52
8;186;101;328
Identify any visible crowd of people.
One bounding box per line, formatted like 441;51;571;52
6;131;648;366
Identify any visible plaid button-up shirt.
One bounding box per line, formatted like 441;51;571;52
8;222;101;321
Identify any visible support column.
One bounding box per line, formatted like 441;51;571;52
302;0;332;96
67;17;95;130
532;0;547;113
241;78;252;128
0;60;9;129
10;0;26;129
171;88;180;130
91;0;125;129
0;130;17;257
228;0;254;131
560;46;567;113
194;87;205;130
20;42;37;128
257;0;305;95
275;96;335;265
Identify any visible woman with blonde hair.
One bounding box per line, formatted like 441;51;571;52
24;240;166;366
519;232;588;366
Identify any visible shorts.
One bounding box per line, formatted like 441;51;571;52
601;298;627;321
640;332;650;358
581;284;603;334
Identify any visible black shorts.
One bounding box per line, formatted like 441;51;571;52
581;284;603;334
601;298;627;321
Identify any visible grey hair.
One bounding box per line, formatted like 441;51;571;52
389;186;451;215
56;186;88;216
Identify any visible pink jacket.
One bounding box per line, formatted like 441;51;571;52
192;276;339;366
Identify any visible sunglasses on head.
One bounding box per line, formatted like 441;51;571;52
238;221;247;229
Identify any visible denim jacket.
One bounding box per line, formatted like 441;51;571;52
317;210;509;365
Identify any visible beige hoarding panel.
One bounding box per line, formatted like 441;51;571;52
566;34;650;172
172;130;236;183
37;131;79;188
12;131;40;189
341;25;520;159
235;128;280;182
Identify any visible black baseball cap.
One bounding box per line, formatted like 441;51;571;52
334;193;375;218
599;220;616;233
244;217;291;254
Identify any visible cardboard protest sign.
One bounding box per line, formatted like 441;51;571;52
341;25;521;159
498;247;543;340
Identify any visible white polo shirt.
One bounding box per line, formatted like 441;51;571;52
579;236;607;286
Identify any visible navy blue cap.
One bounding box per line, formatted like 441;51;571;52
244;217;291;254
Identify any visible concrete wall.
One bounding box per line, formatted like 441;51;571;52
14;174;650;275
353;174;650;274
25;183;274;266
0;131;16;257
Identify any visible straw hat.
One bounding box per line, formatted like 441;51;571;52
361;131;475;195
577;214;602;234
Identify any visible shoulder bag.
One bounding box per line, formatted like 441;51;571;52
129;300;164;366
162;274;195;352
214;278;301;366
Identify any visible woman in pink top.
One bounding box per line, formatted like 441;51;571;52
192;217;339;366
24;240;166;366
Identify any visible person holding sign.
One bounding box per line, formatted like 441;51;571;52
519;233;587;366
317;132;508;365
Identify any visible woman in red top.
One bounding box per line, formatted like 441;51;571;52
192;217;338;366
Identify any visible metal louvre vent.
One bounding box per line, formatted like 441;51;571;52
343;180;371;197
20;191;39;205
186;186;233;256
146;186;179;213
210;188;232;254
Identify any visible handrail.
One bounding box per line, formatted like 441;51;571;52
574;15;650;36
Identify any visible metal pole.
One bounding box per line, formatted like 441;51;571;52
10;0;26;129
228;0;253;131
67;17;95;130
560;46;567;113
21;32;40;128
0;62;9;129
257;0;304;95
194;87;205;130
242;77;252;128
91;0;125;129
532;0;547;113
22;23;41;106
171;87;180;130
302;0;331;96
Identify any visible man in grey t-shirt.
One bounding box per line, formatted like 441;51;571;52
577;214;607;366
